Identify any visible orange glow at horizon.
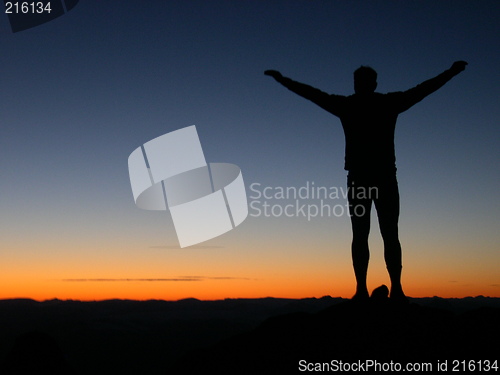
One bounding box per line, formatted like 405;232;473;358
1;238;498;302
1;271;497;302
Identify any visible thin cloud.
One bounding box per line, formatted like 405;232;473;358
60;276;253;282
149;245;225;249
180;276;253;280
62;278;202;282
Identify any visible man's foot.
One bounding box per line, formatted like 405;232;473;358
351;288;369;301
389;288;409;304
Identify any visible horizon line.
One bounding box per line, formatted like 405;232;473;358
0;294;497;304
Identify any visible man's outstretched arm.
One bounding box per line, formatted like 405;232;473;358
264;70;343;115
396;61;468;113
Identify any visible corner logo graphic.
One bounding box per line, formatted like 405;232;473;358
128;126;248;248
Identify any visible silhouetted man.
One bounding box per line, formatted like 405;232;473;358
265;61;467;301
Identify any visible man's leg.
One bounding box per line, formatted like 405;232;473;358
373;176;406;300
348;176;372;300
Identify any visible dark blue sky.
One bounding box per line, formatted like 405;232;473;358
0;1;498;299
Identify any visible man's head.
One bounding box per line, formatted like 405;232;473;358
354;66;377;94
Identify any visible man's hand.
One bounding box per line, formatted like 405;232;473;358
450;61;468;74
264;70;283;80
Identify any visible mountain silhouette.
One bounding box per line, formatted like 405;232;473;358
1;331;76;375
0;297;497;374
173;298;499;374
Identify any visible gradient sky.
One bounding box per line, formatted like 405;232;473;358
0;0;498;301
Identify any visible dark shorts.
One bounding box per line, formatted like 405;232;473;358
347;172;400;229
